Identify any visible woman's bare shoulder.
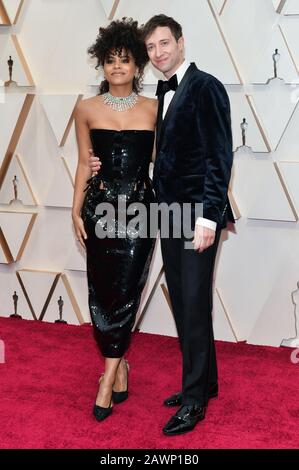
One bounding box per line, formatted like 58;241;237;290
138;95;158;109
74;96;102;118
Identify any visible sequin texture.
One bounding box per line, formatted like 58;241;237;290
81;129;156;357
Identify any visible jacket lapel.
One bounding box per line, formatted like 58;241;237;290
157;63;197;150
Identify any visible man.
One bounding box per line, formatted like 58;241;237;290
88;14;234;436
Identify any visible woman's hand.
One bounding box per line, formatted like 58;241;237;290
72;213;87;249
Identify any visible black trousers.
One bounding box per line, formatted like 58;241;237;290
160;228;221;406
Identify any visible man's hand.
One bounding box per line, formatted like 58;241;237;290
192;225;215;252
88;148;102;175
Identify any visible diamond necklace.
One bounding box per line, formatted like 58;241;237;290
102;91;138;112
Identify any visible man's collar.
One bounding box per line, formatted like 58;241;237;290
167;60;190;84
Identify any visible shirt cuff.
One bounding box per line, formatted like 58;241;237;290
195;217;217;231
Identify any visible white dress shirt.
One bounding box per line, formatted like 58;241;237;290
162;61;217;232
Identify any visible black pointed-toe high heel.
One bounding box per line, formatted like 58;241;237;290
93;375;113;422
112;359;129;404
93;401;113;421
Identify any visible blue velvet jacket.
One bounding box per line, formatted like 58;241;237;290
153;63;234;229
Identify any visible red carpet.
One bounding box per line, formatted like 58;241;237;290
0;316;298;449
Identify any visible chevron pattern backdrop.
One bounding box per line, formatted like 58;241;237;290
1;0;299;347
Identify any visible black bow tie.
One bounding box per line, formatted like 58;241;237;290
155;74;178;97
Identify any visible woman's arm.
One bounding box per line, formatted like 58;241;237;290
72;101;92;247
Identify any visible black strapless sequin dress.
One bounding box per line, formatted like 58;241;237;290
82;129;156;358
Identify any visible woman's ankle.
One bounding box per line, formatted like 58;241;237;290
101;373;116;388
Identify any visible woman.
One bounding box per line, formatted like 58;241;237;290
72;18;157;422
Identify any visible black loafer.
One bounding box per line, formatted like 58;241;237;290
164;382;218;407
163;405;205;436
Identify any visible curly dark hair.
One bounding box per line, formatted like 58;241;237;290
88;17;149;94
